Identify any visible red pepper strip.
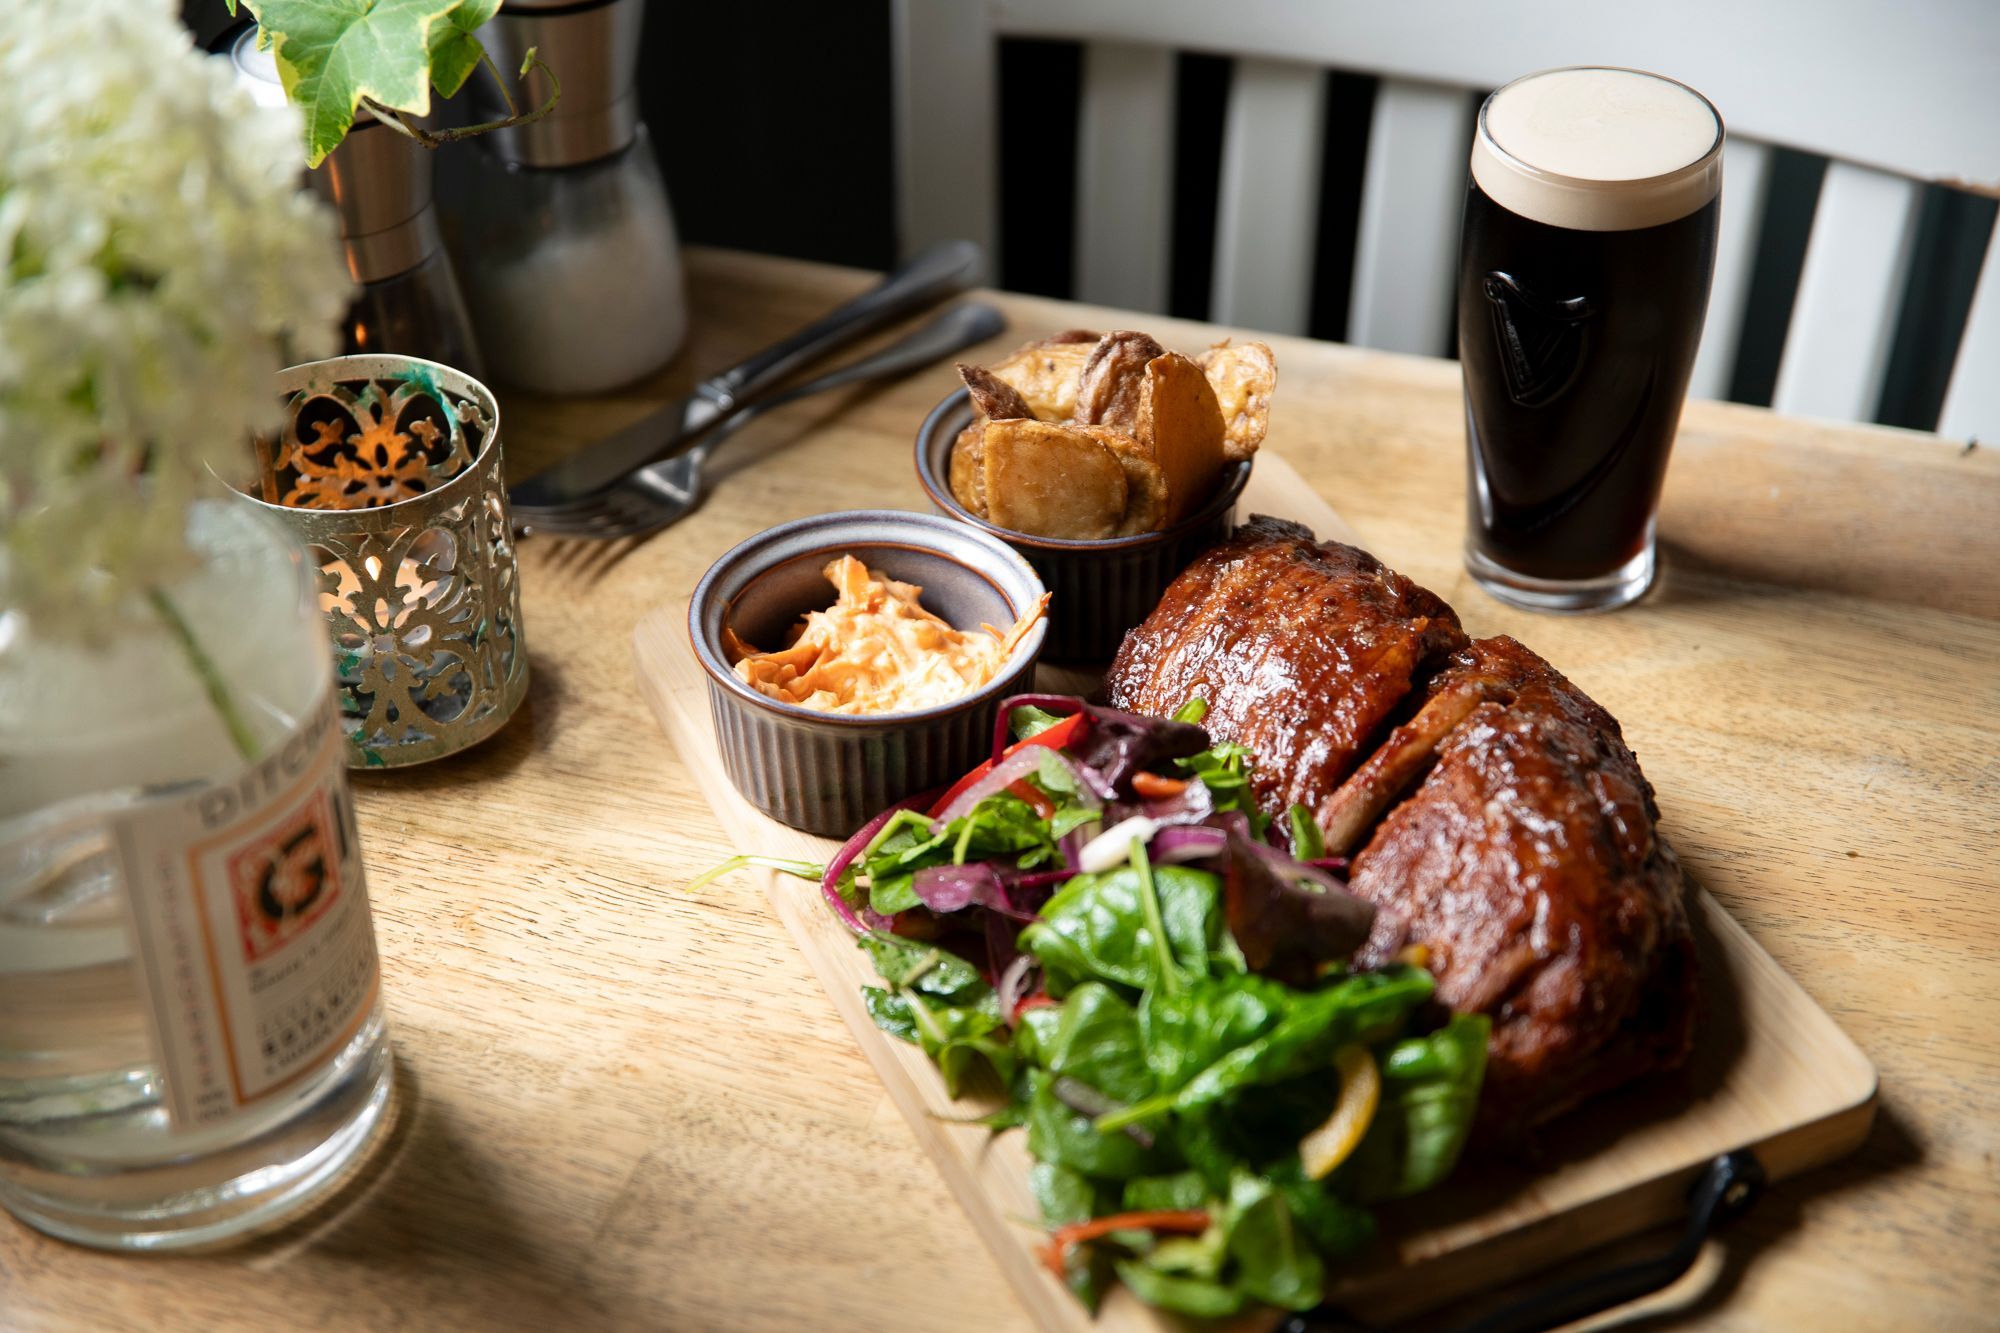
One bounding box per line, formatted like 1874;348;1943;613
1012;992;1060;1021
927;712;1091;818
1130;771;1189;800
1007;780;1056;818
1039;1209;1212;1280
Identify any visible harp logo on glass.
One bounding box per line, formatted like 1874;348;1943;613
1483;272;1594;409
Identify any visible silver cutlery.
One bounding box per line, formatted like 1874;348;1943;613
508;239;983;512
514;301;1006;540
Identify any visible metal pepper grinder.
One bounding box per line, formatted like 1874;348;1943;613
225;26;486;378
441;0;688;395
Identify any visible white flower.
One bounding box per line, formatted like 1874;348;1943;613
0;0;352;639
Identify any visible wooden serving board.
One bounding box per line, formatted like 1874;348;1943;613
632;452;1877;1330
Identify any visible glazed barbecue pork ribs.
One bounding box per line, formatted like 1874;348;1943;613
1105;516;1469;815
1106;520;1696;1137
1344;637;1696;1135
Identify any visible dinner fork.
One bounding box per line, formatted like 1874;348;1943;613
514;301;1006;541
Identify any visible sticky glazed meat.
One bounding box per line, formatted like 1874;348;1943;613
1105;517;1468;815
1343;637;1696;1136
1107;521;1696;1137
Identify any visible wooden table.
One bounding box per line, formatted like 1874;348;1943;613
6;249;1997;1331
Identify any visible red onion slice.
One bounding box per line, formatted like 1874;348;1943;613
820;794;933;934
933;746;1103;826
1150;824;1230;864
990;693;1088;763
996;952;1038;1022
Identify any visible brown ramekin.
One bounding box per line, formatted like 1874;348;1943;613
687;509;1048;837
914;389;1251;662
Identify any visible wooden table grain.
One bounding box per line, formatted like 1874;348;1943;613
5;249;1996;1332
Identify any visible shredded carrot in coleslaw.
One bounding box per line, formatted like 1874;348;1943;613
725;555;1048;715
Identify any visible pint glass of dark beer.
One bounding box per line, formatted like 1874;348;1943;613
1459;67;1721;612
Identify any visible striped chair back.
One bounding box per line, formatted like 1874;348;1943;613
894;0;2000;440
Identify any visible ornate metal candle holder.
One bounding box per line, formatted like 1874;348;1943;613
244;355;527;767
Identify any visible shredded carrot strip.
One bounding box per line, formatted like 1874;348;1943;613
1039;1209;1211;1279
1007;779;1055;818
1130;772;1190;800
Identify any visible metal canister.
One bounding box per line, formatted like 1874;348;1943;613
224;26;486;377
443;0;688;395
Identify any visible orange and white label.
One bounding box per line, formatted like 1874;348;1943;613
112;693;380;1128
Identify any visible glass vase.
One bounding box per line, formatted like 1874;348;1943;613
0;495;396;1250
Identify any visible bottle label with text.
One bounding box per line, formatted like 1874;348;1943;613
111;693;380;1128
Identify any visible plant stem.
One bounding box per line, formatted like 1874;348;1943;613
360;50;561;151
1095;1089;1174;1135
1132;838;1180;997
146;586;260;764
893;948;945;991
683;854;825;894
479;47;519;119
899;986;949;1047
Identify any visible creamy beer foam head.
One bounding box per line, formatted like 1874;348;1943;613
1472;67;1722;232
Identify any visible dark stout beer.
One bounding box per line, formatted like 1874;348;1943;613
1458;68;1721;611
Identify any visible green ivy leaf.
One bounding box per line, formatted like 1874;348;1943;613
427;0;500;99
239;0;459;166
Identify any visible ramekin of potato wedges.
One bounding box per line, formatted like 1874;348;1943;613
915;328;1275;662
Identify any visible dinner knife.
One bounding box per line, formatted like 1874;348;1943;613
509;239;984;510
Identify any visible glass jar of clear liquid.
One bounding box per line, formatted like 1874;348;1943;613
0;496;395;1250
440;0;687;394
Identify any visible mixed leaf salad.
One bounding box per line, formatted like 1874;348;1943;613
698;695;1487;1319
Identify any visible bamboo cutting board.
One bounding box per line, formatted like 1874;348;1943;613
632;451;1877;1330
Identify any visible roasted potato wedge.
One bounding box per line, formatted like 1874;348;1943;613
1075;425;1169;536
989;331;1099;420
948;419;989;515
1139;352;1227;525
1198;340;1277;460
983;419;1128;540
1073;330;1166;434
958;363;1035;422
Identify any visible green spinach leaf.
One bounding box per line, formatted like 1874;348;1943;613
1010;705;1071;741
1025;1072;1165;1180
861;985;1014;1098
1014;1003;1063;1066
1031;1161;1111;1311
1144;1223;1228;1279
1342;1012;1489;1201
1267;1158;1378;1258
1040;983;1155;1104
859;933;987;1001
1112;1260;1244;1318
1138;973;1294;1093
1224;1169;1325;1311
865;809;946;865
1170;1110;1244;1194
1099;967;1434;1131
1049;806;1102;840
947;793;1053;865
867;872;920;916
1019;865;1226;996
1122;1170;1210;1212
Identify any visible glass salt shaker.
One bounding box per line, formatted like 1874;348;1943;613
442;0;688;395
225;26;486;378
